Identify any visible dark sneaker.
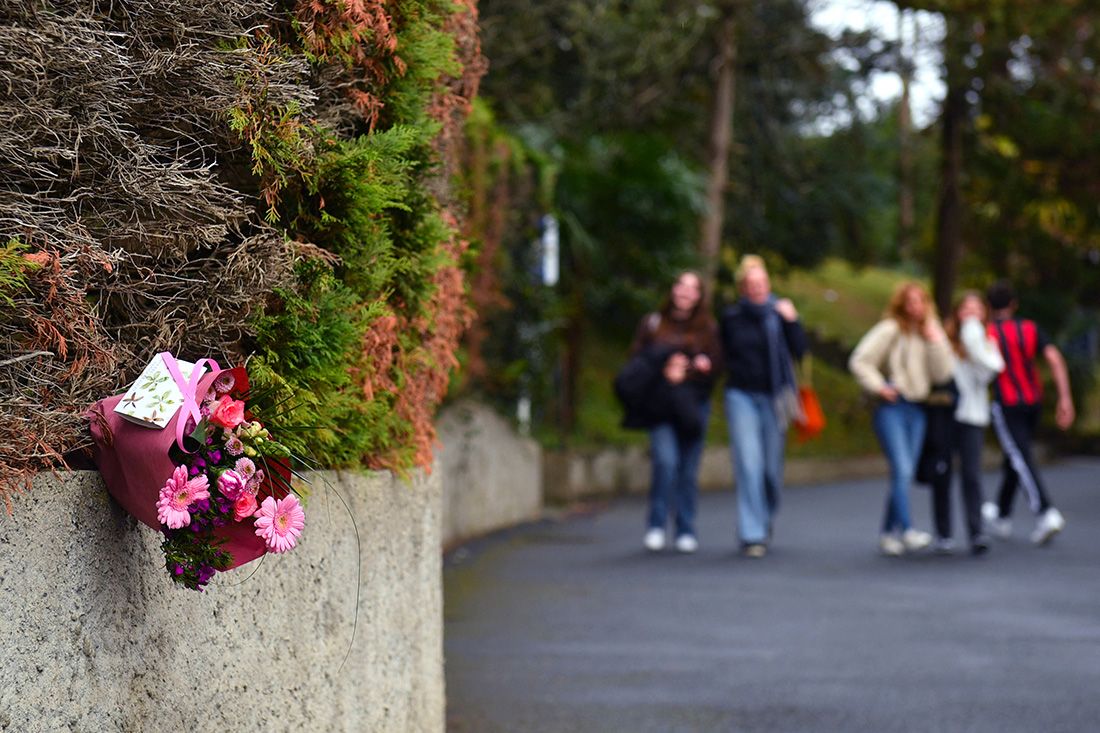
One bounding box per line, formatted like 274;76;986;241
970;535;991;556
742;543;767;559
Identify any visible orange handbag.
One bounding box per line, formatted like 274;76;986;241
793;355;826;443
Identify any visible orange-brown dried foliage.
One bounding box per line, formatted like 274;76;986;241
0;247;123;510
294;0;404;129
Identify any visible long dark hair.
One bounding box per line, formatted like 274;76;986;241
655;270;716;351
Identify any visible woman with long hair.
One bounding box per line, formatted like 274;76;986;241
928;291;1004;555
849;281;955;556
630;271;722;553
719;255;806;558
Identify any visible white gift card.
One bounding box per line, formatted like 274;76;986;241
113;354;208;428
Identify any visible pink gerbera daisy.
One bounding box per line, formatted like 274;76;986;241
156;465;211;529
253;495;305;553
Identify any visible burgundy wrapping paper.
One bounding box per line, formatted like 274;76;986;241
88;368;267;569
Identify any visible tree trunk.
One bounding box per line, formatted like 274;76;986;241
897;10;915;263
698;14;737;292
933;21;967;317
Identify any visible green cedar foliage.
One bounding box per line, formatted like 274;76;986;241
0;240;36;308
240;0;469;471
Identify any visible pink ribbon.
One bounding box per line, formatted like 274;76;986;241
160;352;221;453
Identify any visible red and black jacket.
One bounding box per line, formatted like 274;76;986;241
987;317;1049;407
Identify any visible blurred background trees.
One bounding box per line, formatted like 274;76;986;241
460;0;1100;445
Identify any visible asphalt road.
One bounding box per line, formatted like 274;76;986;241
444;458;1100;733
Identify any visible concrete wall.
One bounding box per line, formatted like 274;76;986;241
543;444;1013;503
436;400;543;548
0;469;443;733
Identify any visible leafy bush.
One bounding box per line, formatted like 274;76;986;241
0;0;483;498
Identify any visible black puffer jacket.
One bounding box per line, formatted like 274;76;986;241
614;343;703;439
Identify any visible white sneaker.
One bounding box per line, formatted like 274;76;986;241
879;534;904;557
675;534;698;553
902;528;932;552
1031;508;1065;546
644;528;665;552
982;502;1012;539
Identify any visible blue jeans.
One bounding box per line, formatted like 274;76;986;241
648;402;710;538
725;388;786;545
873;399;927;533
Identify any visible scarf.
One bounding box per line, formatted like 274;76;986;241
740;295;804;429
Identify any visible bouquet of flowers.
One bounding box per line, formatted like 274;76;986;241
88;354;305;591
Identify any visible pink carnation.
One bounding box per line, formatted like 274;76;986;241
209;395;246;429
233;492;258;522
253;495;305;553
156;466;210;529
217;469;247;501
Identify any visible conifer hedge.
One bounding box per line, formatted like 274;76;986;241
0;0;485;504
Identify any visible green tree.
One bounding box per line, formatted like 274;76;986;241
900;0;1100;318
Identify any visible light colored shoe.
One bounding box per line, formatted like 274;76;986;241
1031;508;1065;546
879;534;904;557
933;537;956;555
983;502;1012;539
902;528;932;552
742;543;767;558
675;534;698;553
644;528;665;552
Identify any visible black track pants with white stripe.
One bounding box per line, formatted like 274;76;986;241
990;402;1052;516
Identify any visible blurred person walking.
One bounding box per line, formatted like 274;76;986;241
982;281;1074;545
927;292;1004;555
624;271;722;553
719;255;806;558
849;282;955;556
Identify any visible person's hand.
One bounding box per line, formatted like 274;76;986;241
921;318;946;343
1056;395;1075;430
879;384;899;403
664;353;689;385
692;354;712;374
775;298;798;322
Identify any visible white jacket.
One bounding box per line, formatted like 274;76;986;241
953;317;1005;426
